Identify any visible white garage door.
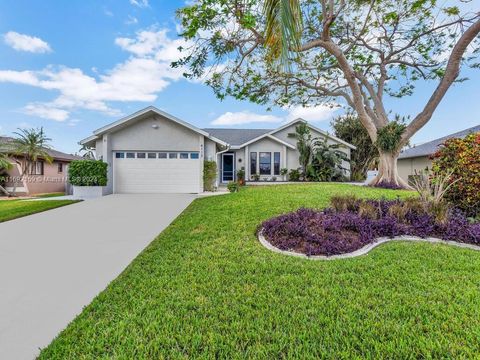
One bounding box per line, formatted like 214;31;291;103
113;151;201;193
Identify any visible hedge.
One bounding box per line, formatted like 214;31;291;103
68;160;108;186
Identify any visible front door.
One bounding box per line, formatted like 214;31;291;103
222;153;234;183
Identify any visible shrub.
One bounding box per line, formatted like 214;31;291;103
280;168;288;176
68;160;107;186
261;198;480;256
203;160;217;191
288;168;301;181
432;132;480;217
236;168;245;185
251;173;260;181
227;181;239;193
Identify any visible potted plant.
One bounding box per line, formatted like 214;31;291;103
252;173;260;181
236;168;245;186
69;160;108;199
280;168;288;181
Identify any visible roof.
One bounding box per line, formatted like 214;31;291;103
399;124;480;159
80;107;356;150
0;136;81;161
80;106;228;147
202;128;271;146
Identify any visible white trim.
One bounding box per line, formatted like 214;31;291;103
234;134;296;149
235;118;356;150
221;153;235;183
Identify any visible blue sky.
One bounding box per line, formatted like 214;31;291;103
0;0;478;154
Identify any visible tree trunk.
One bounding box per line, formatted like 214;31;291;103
368;150;410;188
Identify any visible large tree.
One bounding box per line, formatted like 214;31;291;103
175;0;480;187
331;113;378;181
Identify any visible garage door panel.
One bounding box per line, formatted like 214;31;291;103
114;157;201;193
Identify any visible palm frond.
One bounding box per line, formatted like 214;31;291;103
263;0;303;70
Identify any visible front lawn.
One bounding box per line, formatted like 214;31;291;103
0;199;78;223
40;184;480;358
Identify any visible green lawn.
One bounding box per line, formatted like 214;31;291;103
40;184;480;358
0;199;78;223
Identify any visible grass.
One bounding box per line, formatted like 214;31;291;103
33;192;66;198
0;199;78;223
39;184;480;358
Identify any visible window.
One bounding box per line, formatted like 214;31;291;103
126;152;135;159
190;152;199;159
274;152;280;175
58;163;63;173
147;153;157;159
158;152;167;159
29;161;44;175
180;152;189;159
259;152;271;175
115;152;125;159
137;152;146;159
250;152;257;175
169;152;178;159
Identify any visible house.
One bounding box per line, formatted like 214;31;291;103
80;106;356;194
0;136;81;195
398;124;480;183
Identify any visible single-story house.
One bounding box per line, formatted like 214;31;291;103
0;136;81;195
80;106;356;194
398;124;480;183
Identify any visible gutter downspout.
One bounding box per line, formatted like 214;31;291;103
215;144;231;189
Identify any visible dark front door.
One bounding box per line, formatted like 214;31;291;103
222;153;234;182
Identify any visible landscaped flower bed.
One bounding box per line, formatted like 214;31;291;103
261;197;480;256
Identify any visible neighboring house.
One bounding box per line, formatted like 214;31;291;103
0;136;81;195
398;124;480;183
80;106;355;194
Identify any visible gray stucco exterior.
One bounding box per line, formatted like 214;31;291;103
80;107;355;193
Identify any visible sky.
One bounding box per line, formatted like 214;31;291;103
0;0;478;154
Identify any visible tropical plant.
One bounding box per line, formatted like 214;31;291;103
280;168;288;176
8;127;53;195
236;168;245;185
288;168;301;181
288;122;312;176
203;160;217;191
0;153;12;196
410;170;458;205
432;132;480;217
252;173;260;181
307;137;348;182
176;1;480;188
331;113;378;181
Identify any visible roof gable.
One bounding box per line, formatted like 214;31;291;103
399;124;480;159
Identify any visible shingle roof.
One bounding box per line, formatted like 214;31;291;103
0;136;81;161
399;124;480;159
202;128;272;146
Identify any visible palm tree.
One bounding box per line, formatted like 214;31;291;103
264;0;302;69
288;122;312;176
9;127;53;195
0;152;12;196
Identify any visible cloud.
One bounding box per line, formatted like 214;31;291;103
0;28;189;121
285;105;338;122
4;31;51;53
211;111;283;126
125;15;138;25
129;0;149;8
24;103;69;121
211;105;339;126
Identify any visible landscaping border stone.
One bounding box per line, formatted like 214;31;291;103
258;229;480;260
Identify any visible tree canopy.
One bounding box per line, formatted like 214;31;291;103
175;0;480;186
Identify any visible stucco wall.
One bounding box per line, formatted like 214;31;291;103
110;115;201;151
204;139;217;161
398;156;433;183
5;160;68;195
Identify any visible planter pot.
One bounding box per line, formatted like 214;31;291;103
73;185;106;199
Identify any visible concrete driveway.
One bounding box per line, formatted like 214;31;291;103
0;194;195;360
